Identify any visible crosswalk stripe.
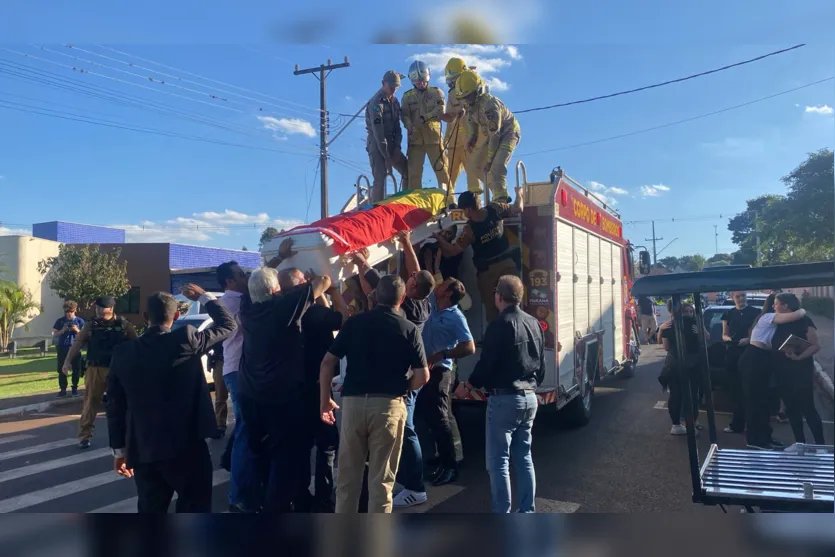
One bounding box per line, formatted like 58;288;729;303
0;434;36;446
0;438;78;462
0;471;125;513
0;449;111;484
89;469;230;513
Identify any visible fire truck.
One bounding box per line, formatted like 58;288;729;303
265;161;640;426
447;162;640;425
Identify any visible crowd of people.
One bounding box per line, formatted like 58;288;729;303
47;178;547;514
656;291;826;449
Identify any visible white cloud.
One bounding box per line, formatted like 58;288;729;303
640;184;671;197
805;104;834;115
114;211;303;245
345;96;353;101
407;44;520;90
586;181;628;206
0;226;30;237
257;116;317;138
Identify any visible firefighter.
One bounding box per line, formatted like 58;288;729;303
442;57;484;205
62;296;137;449
401;60;450;195
455;69;521;203
432;187;524;323
366;70;409;203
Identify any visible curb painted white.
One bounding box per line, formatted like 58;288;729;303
0;396;81;418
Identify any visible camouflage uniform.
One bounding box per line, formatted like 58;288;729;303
467;93;521;201
365;87;408;203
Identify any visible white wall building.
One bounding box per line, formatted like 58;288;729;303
0;235;63;347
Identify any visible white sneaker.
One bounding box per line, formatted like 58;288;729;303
393;482;404;495
670;424;686;435
393;489;427;509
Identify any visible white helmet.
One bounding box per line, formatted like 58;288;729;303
408;60;430;86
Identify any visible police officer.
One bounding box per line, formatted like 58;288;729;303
63;296;137;449
441;58;485;205
401;60;449;195
455;70;521;203
366;70;409;203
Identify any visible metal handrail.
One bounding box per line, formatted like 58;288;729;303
355;174;371;208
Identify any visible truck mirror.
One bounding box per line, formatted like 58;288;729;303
639;251;651;275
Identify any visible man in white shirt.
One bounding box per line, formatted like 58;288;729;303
216;260;259;513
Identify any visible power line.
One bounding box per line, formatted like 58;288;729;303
519;77;834;157
66;44;323;121
514;44;806;114
0;59;319;153
97;44;327;115
0;98;318;157
305;159;322;222
624;215;727;226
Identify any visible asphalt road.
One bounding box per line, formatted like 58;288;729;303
0;346;831;514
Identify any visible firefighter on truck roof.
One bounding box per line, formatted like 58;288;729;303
365;70;409;203
441;57;486;206
401;60;450;195
432;186;524;323
455;69;521;203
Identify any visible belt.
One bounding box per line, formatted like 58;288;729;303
489;388;534;396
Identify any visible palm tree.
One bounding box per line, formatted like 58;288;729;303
0;280;42;352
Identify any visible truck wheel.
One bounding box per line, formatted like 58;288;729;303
563;382;593;427
618;361;636;380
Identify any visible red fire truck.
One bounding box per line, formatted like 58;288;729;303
450;163;640;425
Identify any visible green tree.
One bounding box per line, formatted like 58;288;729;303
259;227;280;249
707;253;733;266
0;281;42;351
658;256;680;270
37;245;130;313
727;150;834;265
678;254;707;272
241;245;249;251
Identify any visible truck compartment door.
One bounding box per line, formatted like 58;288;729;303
574;229;589;339
600;241;615;372
612;246;625;363
556;221;577;390
588;235;602;334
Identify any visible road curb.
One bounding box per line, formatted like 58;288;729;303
0;395;82;417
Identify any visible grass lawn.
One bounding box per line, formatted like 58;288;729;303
0;347;62;399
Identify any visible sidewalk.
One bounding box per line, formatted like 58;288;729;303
0;388;85;417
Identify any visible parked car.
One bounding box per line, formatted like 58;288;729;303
170;314;216;391
174;292;224;318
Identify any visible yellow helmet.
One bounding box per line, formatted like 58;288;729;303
445;57;468;80
454;69;483;100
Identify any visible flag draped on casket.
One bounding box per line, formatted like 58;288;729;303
279;188;448;255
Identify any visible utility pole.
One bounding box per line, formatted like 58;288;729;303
644;220;663;267
294;57;351;220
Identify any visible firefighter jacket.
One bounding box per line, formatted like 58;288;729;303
401;86;445;145
467;93;521;163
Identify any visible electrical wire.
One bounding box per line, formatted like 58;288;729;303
65;44;324;120
97;44;326;115
623;215;727;226
0;98;319;157
514;44;806;114
518;77;834;157
306;159;322;222
0;59;320;152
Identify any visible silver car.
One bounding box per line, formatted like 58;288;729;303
170;314;217;390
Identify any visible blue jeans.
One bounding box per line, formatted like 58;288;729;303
486;392;538;513
224;372;259;510
395;388;425;493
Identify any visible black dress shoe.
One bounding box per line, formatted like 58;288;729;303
431;468;458;487
427;465;443;480
79;439;91;450
209;428;225;440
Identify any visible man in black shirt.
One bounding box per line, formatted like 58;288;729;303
238;265;331;514
319;274;430;513
637;295;656;344
459;275;545;513
278;267;350;512
721;291;761;433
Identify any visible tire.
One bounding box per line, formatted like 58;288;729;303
563;382;593;427
617;361;636;379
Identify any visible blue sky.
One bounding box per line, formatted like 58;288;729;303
1;2;833;258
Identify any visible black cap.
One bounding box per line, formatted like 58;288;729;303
458;191;478;209
95;296;116;308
